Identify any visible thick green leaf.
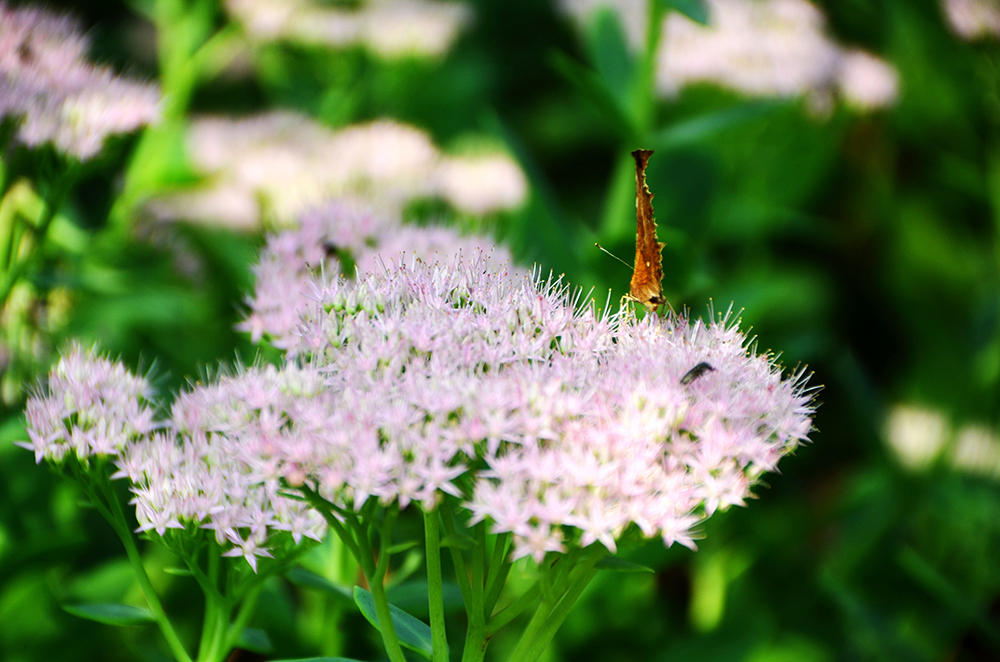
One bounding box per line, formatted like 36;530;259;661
353;586;436;660
271;658;368;662
62;603;155;626
285;567;354;606
595;557;655;573
658;0;709;25
235;627;273;653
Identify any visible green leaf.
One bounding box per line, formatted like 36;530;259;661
271;658;368;662
658;0;709;25
235;627;273;654
386;540;420;555
549;50;639;141
586;8;637;113
595;557;655;573
439;533;475;550
649;101;783;150
353;586;436;660
62;603;155;626
285;567;354;606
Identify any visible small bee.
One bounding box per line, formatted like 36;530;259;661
680;362;714;385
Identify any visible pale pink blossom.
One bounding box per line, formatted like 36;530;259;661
0;3;160;159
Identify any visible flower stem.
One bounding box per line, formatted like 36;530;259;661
222;582;262;656
0;168;73;306
92;473;193;662
510;548;608;662
459;522;491;662
353;507;407;662
195;547;221;661
423;508;449;662
483;532;511;618
485;583;541;636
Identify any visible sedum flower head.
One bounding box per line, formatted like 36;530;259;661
20;343;156;463
236;249;814;562
237;201;519;352
114;366;327;571
0;2;160;160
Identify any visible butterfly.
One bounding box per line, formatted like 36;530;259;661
628;149;667;312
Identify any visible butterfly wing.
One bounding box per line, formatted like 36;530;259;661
629;149;666;311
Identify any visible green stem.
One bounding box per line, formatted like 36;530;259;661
505;589;555;662
460;522;490;662
201;600;229;662
195;544;223;661
485;583;541;635
440;502;474;604
222;582;263;656
92;475;193;662
0;169;72;306
483;533;511;618
353;507;406;662
512;549;608;662
424;508;449;662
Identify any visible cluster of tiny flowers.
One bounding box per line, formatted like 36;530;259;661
657;0;899;110
238;201;518;353
20;343;156;464
148;112;527;229
468;310;813;562
113;366;327;571
942;0;1000;40
225;0;472;59
20;345;325;570
236;249;814;562
0;3;160;160
559;0;898;111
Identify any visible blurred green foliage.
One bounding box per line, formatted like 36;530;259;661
2;0;1000;660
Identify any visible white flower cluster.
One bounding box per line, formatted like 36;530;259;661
148;113;528;229
559;0;899;111
225;0;472;58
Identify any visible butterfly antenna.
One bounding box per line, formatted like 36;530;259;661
594;243;632;271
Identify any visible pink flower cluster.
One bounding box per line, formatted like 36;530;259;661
21;347;325;570
238;201;518;354
0;3;160;160
22;250;814;568
240;250;814;562
20;343;156;463
114;366;327;571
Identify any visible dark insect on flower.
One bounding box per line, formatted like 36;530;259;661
680;362;715;385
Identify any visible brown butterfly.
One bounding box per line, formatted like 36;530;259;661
628;149;667;312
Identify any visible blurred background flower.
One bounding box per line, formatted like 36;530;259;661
0;2;160;160
147;113;527;228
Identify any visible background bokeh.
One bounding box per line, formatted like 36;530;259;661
2;0;1000;660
